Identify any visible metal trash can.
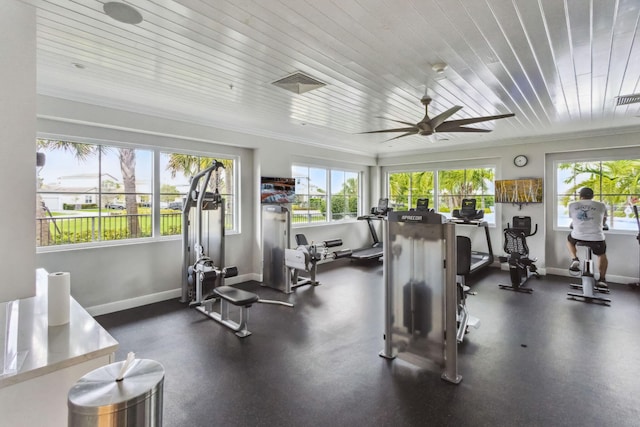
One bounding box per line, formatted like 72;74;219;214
68;358;165;427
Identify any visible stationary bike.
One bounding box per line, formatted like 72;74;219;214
498;216;539;293
567;241;611;305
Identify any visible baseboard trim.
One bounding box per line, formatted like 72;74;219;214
498;263;547;276
86;273;257;316
226;273;261;285
545;267;637;285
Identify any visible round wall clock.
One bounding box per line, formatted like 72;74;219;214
513;155;528;167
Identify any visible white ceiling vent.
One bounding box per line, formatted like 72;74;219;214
616;93;640;106
272;72;326;94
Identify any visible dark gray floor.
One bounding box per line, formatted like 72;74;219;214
96;261;640;427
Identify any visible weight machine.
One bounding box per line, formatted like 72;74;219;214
286;234;352;288
380;210;462;384
180;160;235;305
412;199;478;342
182;162;291;337
262;205;350;293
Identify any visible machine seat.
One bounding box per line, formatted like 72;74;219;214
214;286;259;306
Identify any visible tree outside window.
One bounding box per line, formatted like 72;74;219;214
388;167;494;223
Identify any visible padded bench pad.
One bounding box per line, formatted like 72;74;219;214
214;286;259;306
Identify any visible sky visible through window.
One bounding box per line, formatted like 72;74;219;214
39;148;163;191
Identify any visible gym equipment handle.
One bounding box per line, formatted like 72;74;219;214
332;249;352;259
224;266;239;278
323;239;343;248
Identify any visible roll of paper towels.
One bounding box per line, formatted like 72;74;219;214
48;272;70;326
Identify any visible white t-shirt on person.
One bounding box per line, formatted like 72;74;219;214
568;199;607;241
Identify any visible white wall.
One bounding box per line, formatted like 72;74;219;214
0;2;36;302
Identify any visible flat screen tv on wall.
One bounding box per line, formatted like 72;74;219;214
260;177;296;204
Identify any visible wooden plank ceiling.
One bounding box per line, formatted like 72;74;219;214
23;0;640;156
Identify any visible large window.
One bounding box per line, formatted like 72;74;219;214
556;159;640;231
438;168;495;223
36;140;152;246
292;165;360;224
388;167;495;223
388;171;435;210
36;138;237;247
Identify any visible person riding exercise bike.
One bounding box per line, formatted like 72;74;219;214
566;187;608;289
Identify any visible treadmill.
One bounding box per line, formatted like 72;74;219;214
449;198;494;274
349;198;390;261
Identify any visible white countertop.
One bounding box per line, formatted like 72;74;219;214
0;269;118;389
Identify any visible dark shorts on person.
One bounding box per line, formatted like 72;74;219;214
567;235;607;255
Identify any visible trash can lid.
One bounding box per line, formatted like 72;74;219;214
68;359;165;415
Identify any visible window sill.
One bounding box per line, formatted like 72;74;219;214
292;219;359;228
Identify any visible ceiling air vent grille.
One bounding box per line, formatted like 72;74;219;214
615;93;640;106
272;72;326;94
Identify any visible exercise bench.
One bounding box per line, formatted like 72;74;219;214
198;286;260;337
195;285;294;337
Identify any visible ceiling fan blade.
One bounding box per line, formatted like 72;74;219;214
437;113;515;131
438;126;492;133
428;106;463;128
360;126;418;134
376;116;417;127
384;131;419;142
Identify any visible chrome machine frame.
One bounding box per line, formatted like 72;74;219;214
180;160;229;304
261;205;293;293
380;210;461;384
285;235;351;288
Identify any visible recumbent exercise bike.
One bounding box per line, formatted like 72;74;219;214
498;216;539;293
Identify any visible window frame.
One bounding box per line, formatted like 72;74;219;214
553;156;640;234
159;150;240;236
386;165;497;226
291;163;362;226
36;136;240;252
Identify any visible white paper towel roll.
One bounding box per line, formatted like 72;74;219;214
48;272;70;326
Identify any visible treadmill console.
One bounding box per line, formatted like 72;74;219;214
370;198;391;216
415;198;433;212
452;198;484;222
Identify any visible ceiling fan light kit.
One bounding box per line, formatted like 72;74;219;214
361;96;515;142
431;63;448;74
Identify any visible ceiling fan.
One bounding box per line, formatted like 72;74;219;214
361;96;515;141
